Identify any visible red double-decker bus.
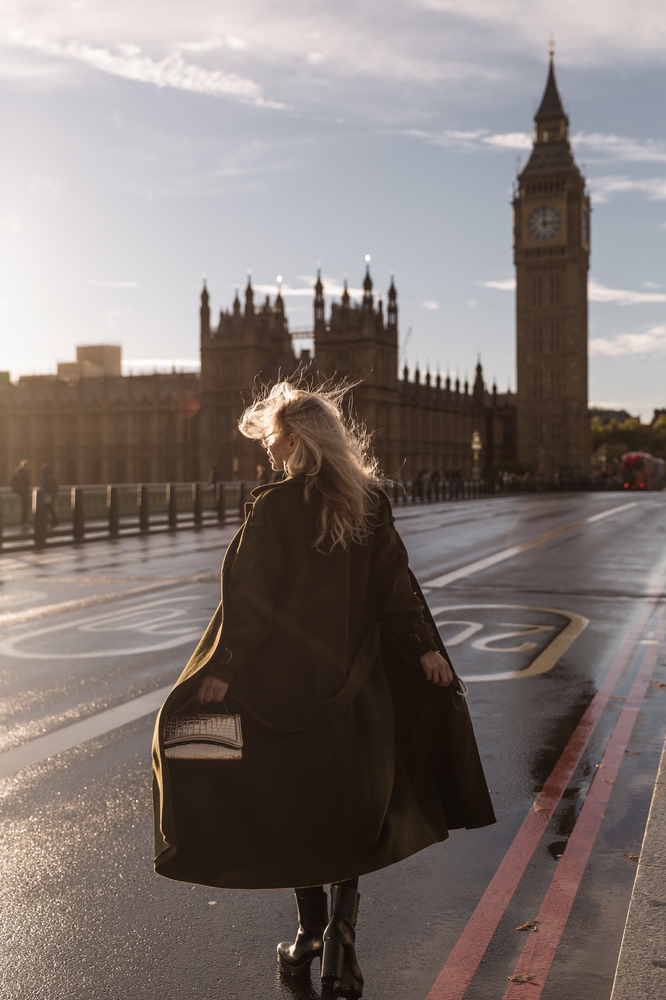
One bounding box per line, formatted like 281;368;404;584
621;452;666;490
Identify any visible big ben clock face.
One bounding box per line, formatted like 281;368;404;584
528;205;562;241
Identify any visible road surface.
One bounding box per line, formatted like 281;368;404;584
0;490;664;1000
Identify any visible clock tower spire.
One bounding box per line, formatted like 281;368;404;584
514;54;591;474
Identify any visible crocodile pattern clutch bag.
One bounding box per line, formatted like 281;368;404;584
164;701;243;765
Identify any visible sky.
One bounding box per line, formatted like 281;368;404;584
1;1;666;419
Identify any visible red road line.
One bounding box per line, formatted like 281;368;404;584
425;593;663;1000
503;603;666;998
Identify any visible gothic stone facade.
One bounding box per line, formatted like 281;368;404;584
514;57;591;474
199;268;517;482
0;371;200;487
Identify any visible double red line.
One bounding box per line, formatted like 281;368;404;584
426;589;666;1000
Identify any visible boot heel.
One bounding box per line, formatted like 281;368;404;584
276;889;328;978
277;947;314;977
321;937;345;983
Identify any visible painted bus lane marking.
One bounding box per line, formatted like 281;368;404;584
431;605;588;682
424;573;666;1000
503;602;666;999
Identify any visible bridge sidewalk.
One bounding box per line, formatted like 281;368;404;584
611;733;666;999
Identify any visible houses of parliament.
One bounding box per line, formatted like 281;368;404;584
0;57;590;487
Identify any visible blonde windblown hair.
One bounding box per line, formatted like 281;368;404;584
238;380;382;552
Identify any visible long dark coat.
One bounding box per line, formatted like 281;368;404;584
152;476;495;889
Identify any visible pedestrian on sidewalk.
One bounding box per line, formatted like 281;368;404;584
11;459;30;527
41;464;59;528
153;380;495;998
207;466;220;492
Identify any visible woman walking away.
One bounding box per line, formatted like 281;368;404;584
153;381;495;997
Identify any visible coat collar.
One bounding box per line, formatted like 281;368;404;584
250;473;306;501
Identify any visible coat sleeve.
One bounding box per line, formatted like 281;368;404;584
369;496;438;660
207;493;286;685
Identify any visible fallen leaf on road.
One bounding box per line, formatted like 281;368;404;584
508;973;539;985
533;803;543;812
650;682;666;689
623;853;640;862
624;750;643;756
516;919;539;932
651;960;666;969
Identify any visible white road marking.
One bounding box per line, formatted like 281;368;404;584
0;684;173;781
0;597;209;659
423;502;638;588
0;573;214;630
431;604;589;681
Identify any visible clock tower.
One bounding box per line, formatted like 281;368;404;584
514;55;591;474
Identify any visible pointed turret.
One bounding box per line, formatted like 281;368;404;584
473;358;484;400
233;285;241;316
200;277;210;338
387;273;398;330
341;277;350;310
376;296;384;333
314;267;325;326
534;55;569;144
363;260;373;312
245;272;254;317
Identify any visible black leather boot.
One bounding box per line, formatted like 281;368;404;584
277;890;329;976
321;884;363;996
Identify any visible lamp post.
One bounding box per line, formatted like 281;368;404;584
471;429;482;481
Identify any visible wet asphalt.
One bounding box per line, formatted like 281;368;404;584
0;491;665;1000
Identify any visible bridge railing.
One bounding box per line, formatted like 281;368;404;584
0;481;252;551
0;474;620;551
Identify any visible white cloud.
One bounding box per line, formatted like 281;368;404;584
225;36;249;52
590;325;666;356
573;132;666;163
588;280;666;304
481;278;516;290
177;38;223;54
588;176;666;203
391;128;532;152
417;0;666;63
6;31;280;107
422;299;440;310
394;131;666;188
2;0;666;127
644;281;664;289
482;132;532;151
480;277;666;304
